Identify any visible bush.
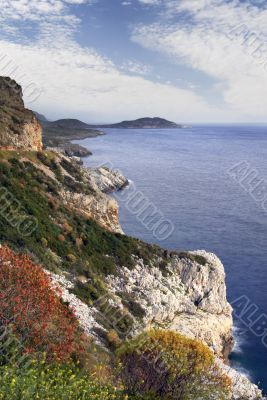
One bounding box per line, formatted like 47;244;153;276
0;155;169;304
0;245;84;362
106;329;122;349
178;252;207;266
0;346;156;400
117;330;231;400
0;360;126;400
40;237;48;247
67;253;77;263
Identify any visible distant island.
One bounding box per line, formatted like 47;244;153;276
34;114;104;157
35;113;186;156
97;117;184;129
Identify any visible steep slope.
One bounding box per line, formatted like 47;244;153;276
0;77;264;399
0;77;42;151
0;148;264;399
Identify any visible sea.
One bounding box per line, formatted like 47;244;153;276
74;124;267;393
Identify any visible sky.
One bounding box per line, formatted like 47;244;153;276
0;0;266;123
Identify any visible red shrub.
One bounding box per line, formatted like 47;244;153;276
0;245;83;361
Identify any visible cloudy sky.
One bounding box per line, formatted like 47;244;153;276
0;0;266;123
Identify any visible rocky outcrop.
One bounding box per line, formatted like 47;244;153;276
33;151;125;233
106;250;233;358
47;144;92;158
59;156;127;233
218;359;264;400
47;251;264;399
61;189;123;234
89;167;129;193
46;270;103;344
0;77;42;151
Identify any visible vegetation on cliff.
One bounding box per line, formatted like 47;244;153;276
0;245;155;400
0;149;231;399
0;151;167;303
0;245;226;400
117;330;231;399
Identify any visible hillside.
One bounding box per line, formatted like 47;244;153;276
98;117;183;129
0;78;264;400
49;118;93;130
34;113;103;157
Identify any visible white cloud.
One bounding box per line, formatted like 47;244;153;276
132;0;267;121
0;37;219;123
0;0;226;123
138;0;161;4
0;0;263;122
120;60;151;75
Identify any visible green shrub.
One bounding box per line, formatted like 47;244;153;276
177;252;207;266
0;360;124;400
0;154;169;307
106;329;122;349
0;350;156;400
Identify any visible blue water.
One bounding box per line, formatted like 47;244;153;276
75;125;267;392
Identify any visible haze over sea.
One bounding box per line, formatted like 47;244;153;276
75;125;267;393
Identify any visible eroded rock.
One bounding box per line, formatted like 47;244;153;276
0;77;42;151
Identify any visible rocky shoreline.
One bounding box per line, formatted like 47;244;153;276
48;248;264;399
54;137;265;399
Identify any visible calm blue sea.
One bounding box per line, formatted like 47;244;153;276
75;125;267;392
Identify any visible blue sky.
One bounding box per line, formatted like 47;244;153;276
0;0;266;123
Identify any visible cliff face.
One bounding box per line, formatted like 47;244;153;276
0;77;42;151
61;189;123;234
63;163;128;233
106;250;233;358
49;250;264;400
35;151;125;233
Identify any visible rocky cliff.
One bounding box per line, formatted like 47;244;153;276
49;250;264;400
60;166;128;233
0;76;264;399
106;250;233;358
0;77;42;151
33;151;126;233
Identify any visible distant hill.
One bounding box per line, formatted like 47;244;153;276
33;113;103;156
34;114;185;132
97;117;183;129
48;118;92;130
34;111;48;123
33;113;185;151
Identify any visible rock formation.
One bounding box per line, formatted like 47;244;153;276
89;166;129;193
33;150;125;233
106;250;233;358
61;189;123;234
48;250;264;399
0;77;42;151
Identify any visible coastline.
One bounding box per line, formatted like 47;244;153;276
42;123;105;157
72;131;266;399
